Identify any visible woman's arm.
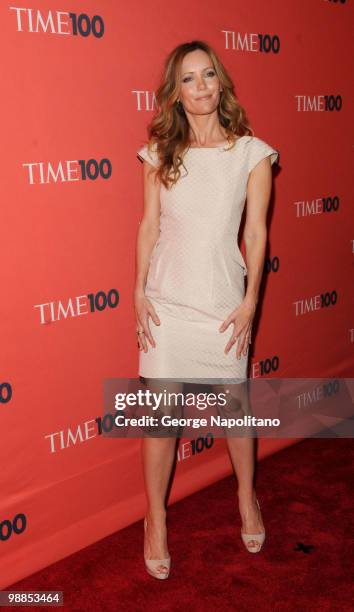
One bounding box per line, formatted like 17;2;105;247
134;160;162;351
135;161;161;295
243;156;274;312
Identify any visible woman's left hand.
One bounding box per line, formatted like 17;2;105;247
219;298;256;359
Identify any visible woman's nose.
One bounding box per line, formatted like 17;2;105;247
196;80;207;91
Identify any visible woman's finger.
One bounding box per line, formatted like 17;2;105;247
238;324;251;357
136;318;148;352
237;330;247;358
224;325;240;354
142;316;156;348
149;306;161;327
237;334;248;358
243;327;252;355
137;328;148;352
237;323;252;358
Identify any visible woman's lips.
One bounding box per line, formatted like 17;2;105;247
197;95;211;101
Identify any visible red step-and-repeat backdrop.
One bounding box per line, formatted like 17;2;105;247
1;0;352;588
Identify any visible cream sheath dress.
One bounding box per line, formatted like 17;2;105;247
137;135;279;383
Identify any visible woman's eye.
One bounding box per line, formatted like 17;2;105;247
182;71;215;83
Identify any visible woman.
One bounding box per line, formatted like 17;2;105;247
134;40;279;579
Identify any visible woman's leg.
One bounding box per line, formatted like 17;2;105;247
212;381;264;543
141;378;184;560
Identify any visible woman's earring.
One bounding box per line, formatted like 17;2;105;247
176;98;184;113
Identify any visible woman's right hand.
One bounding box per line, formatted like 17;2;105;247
134;289;161;352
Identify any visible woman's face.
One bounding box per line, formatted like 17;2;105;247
178;49;221;115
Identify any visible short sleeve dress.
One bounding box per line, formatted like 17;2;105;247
137;135;279;383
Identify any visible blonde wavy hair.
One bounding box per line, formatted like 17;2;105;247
143;39;254;189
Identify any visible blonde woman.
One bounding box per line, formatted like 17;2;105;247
134;40;279;579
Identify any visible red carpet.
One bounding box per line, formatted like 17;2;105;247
8;438;354;611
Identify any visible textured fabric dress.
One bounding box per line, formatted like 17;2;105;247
137;135;279;383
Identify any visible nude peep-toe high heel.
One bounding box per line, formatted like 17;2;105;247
240;498;266;553
144;517;171;579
